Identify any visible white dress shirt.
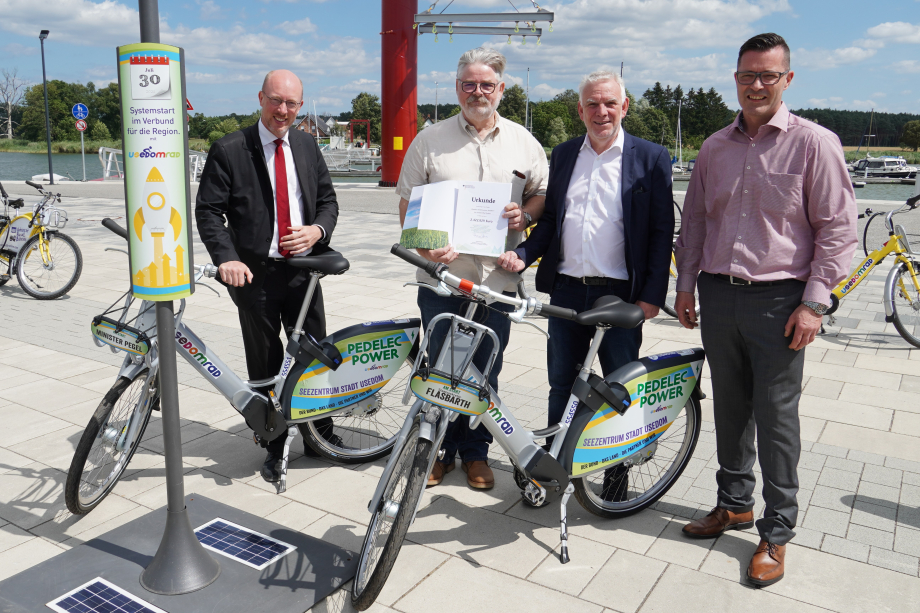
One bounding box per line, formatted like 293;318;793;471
558;128;628;280
259;121;322;258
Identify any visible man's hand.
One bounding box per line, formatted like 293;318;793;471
418;244;459;264
637;300;659;320
674;291;698;329
280;225;323;255
497;250;526;273
218;261;253;287
503;202;528;232
784;304;822;351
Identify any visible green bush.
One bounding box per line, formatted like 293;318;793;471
207;131;226;147
90;121;111;141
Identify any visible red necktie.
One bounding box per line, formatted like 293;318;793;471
274;138;292;258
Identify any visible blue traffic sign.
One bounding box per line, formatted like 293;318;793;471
72;103;88;120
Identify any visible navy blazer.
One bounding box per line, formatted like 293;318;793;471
515;132;674;307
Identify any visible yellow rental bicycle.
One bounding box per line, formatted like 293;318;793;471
0;180;82;299
825;193;920;346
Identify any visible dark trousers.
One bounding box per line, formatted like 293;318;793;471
237;261;329;455
416;288;514;465
698;272;805;545
547;278;641;426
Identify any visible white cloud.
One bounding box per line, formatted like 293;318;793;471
807;98;828;107
866;21;920;44
279;17;317;36
894;60;920;73
0;0;139;47
84;65;117;85
871;92;886;98
3;42;38;57
198;0;223;20
794;46;877;69
852;99;882;110
186;71;256;85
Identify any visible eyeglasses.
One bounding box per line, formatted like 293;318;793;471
263;93;302;109
458;81;498;94
735;71;789;86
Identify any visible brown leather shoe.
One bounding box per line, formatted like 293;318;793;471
461;460;495;490
682;507;755;539
427;461;455;487
747;540;785;587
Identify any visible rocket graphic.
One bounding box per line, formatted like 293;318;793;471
133;166;182;272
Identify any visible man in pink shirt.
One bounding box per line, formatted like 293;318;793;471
674;33;857;586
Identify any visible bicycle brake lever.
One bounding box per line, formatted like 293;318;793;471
105;247;129;256
403;281;453;297
195;281;221;297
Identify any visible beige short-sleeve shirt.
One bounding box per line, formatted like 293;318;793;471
396;112;549;292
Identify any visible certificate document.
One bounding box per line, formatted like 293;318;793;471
451;182;511;256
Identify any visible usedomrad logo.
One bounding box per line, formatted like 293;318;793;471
174;331;221;377
128;146;181;159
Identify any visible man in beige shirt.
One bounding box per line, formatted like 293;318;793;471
397;47;549;490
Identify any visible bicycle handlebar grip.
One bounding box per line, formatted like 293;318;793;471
908;194;920;208
390;243;441;277
0;181;7;198
102;218;129;241
538;303;577;320
25;180;42;190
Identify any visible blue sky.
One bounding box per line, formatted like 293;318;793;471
2;0;919;117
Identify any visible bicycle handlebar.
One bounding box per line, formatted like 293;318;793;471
102;218;128;241
0;181;7;199
390;242;576;321
909;194;920;208
25;180;43;191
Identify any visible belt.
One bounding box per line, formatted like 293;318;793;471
706;272;801;287
557;274;625;286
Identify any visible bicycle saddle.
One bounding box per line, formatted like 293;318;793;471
573;295;645;328
8;198;24;209
286;249;350;275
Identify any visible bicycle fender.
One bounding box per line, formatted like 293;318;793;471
367;401;423;513
559;348;705;478
883;261;910;320
117;356;147;382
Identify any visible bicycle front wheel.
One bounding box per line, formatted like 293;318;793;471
65;369;159;515
352;421;431;611
572;395;701;518
15;232;83;299
303;358;415;464
890;262;920;348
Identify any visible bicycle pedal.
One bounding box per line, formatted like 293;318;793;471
0;274;9;282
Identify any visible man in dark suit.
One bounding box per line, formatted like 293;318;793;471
498;70;673;502
196;69;339;482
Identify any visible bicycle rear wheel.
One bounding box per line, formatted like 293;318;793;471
15;232;83;299
65;370;159;515
890;262;920;348
352;421;430;611
572;395;701;518
303;358;415;463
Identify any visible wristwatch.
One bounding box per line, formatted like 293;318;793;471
802;300;829;315
522;210;533;228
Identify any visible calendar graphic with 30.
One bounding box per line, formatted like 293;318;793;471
116;43;194;301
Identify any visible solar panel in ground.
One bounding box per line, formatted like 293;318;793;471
194;518;296;570
47;577;167;613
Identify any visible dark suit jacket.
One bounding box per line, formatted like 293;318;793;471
196;123;339;309
515;132;674;307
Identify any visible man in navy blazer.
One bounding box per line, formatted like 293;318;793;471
499;70;673;502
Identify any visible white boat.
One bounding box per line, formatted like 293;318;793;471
850;156;918;179
30;173;72;182
671;99;690;174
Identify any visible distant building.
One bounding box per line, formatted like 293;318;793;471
295;115;330;138
420;116;434;130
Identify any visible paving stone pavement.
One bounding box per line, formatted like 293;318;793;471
2;186;920;612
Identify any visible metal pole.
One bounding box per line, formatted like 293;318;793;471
39;33;54;185
80;131;85;181
525;67;530;132
379;0;417;187
434;81;437;122
137;0;219;594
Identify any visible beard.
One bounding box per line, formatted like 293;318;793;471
461;95;497;122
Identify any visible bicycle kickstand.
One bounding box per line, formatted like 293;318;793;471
278;425;298;495
559;482;575;564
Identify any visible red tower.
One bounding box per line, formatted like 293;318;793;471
379;0;418;187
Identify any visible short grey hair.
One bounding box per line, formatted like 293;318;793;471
578;71;625;102
456;47;506;81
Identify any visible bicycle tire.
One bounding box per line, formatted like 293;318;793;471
572;394;701;518
352;421;430;611
889;262;920;349
863;211;887;257
15;232;83;299
65;370;159;515
302;358;415;464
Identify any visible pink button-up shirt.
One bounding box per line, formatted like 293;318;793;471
675;103;857;304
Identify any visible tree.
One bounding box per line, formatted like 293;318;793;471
93;82;121;140
446;105;461;118
216;118;240;134
89;120;111;141
417;110;426;131
531;100;572;146
901;120;920;151
350;92;382;143
0;69;28;139
546;117;568;148
553;89;585;137
207;130;225;147
497;84;526;125
238;111;260;130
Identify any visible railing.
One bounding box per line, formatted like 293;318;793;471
320;146;381;172
98;147;209;181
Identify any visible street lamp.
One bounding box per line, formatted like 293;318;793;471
434;81;438;123
39;29;54;185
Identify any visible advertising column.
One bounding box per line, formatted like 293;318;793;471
117;43;194;300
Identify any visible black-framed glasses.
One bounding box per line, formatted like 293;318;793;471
263;93;302;109
458;81;498;94
735;71;789;86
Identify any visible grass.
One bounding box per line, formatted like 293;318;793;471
0;138;210;154
842;148;920;163
399;228;448;250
